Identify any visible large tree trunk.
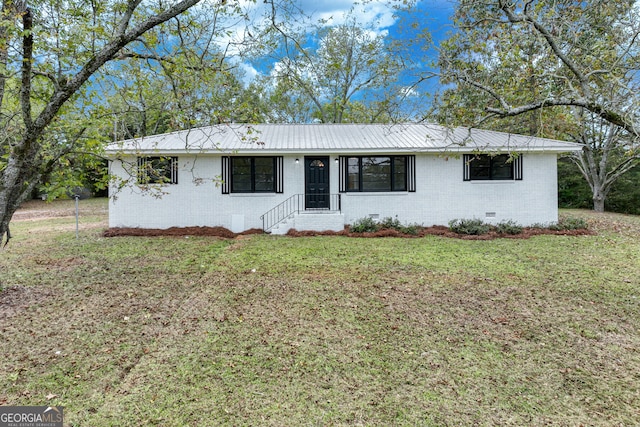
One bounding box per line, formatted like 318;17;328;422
592;190;606;212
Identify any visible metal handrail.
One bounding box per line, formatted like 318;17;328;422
260;194;341;232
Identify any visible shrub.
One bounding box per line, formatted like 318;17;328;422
380;216;402;230
496;220;523;235
350;216;421;235
550;216;589;231
350;217;380;233
381;216;421;235
399;224;420;235
448;218;492;235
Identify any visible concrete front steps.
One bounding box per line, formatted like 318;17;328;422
269;211;345;235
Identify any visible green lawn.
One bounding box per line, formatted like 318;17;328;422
1;199;639;426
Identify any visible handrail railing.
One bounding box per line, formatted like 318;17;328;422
260;194;341;232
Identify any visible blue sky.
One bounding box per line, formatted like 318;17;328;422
231;0;456;89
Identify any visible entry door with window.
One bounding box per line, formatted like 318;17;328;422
305;157;330;209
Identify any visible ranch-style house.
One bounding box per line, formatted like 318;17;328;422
106;123;583;234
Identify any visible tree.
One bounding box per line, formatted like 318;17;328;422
570;113;637;212
252;12;409;123
0;0;241;245
434;0;640;211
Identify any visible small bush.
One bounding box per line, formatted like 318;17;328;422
350;216;421;235
448;218;492;235
550;216;589;231
350;217;380;233
380;216;402;230
399;224;420;235
496;220;523;235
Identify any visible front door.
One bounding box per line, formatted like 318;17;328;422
305;156;330;209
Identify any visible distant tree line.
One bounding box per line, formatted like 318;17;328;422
559;159;640;215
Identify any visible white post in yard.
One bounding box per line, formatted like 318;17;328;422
74;195;79;239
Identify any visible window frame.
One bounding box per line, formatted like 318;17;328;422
463;154;523;181
230;156;278;193
342;155;411;192
137;156;178;185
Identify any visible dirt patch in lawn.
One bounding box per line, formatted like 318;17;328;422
0;285;54;321
13;206;76;221
102;225;593;239
14;198;108;222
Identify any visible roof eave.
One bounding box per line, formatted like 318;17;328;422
106;145;584;156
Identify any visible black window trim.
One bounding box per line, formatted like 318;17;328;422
463;153;523;181
137;156;178;185
339;155;416;193
222;156;283;194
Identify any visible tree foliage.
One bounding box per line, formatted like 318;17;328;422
0;0;247;244
250;8;411;123
434;0;640;211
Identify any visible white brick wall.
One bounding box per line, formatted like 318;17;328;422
109;153;560;231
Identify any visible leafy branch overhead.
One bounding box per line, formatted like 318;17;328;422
0;0;233;245
249;5;416;124
437;0;639;138
435;0;639;212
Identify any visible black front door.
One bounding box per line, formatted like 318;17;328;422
305;156;330;209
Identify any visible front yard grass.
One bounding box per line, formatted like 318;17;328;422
1;200;639;426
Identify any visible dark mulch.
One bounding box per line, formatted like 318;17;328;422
287;225;594;239
102;227;264;238
103;225;594;240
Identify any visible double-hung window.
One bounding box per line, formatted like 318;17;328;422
221;156;284;193
463;154;523;181
340;155;416;192
137;156;178;185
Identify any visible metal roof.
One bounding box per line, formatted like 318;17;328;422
106;123;583;155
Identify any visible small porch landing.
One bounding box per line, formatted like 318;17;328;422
269;211;345;235
260;193;342;234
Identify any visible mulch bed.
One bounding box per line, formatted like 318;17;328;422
287;226;594;239
103;226;264;238
103;225;594;240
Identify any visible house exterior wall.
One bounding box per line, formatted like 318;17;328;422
109;152;560;231
341;153;559;227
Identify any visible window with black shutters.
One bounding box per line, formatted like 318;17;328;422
137;157;178;185
230;157;276;193
463;154;522;181
340;155;415;192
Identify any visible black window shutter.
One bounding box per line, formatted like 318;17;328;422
463;154;472;181
221;156;230;194
276;156;284;193
170;157;178;184
137;157;145;184
407;155;416;192
514;154;523;180
339;156;348;193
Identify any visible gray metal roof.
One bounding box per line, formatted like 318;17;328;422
106;123;583;155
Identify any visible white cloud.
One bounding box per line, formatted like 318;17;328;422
298;0;397;33
239;62;259;85
213;1;400;83
401;85;420;98
221;0;397;50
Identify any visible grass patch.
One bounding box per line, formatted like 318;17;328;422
1;199;639;425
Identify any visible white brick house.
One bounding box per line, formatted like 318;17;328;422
106;123;582;234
